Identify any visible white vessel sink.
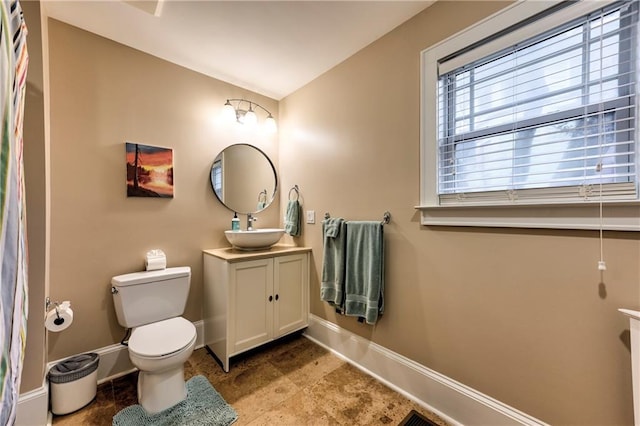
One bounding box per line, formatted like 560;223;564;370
224;228;285;250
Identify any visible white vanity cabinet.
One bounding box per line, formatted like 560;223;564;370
203;246;310;372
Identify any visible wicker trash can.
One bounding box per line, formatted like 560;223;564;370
48;352;99;415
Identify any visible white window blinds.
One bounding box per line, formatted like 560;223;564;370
436;1;639;206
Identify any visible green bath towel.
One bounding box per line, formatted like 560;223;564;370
344;221;384;324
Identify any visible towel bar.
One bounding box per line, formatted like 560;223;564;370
324;211;391;225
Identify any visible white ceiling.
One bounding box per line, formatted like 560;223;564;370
41;0;433;100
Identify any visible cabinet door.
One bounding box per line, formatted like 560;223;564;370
230;258;274;353
273;254;309;337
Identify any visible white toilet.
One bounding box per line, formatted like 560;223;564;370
111;266;196;414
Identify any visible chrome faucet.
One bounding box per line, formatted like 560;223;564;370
247;213;257;231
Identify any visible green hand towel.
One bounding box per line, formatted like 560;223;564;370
284;200;301;236
321;218;346;310
324;217;342;238
344;221;384;325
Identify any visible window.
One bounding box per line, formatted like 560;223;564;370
211;159;223;199
420;1;640;230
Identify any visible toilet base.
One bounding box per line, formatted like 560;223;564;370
137;366;187;415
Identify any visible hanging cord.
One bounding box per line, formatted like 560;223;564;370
597;162;606;271
596;19;606;273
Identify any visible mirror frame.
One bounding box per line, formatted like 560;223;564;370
210;143;278;214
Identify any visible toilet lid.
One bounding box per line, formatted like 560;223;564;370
128;317;196;358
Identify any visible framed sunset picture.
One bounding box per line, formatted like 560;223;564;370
126;142;174;198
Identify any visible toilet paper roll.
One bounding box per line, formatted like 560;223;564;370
145;256;166;271
45;303;73;332
145;249;166;271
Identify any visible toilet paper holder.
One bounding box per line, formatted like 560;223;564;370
45;297;69;326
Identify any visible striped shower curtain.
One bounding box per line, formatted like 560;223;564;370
0;0;28;424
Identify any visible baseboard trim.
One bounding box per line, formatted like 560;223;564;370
16;381;49;426
303;314;548;426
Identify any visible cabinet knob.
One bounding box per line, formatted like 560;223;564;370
268;295;273;302
275;294;279;301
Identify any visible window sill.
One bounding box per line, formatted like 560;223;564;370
415;202;640;231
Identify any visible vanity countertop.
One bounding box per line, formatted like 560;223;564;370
203;245;311;262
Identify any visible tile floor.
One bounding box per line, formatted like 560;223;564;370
52;333;447;425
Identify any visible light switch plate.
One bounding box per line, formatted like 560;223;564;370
306;210;315;224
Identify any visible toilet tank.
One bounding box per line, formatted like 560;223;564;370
111;266;191;328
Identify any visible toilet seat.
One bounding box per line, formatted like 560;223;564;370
129;317;196;359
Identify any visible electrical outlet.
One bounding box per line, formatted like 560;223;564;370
306;210;315;224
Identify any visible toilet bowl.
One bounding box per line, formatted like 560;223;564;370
128;316;197;414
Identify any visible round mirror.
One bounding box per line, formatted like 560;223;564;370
210;143;278;214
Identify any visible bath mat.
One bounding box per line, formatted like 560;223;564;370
112;375;237;426
398;409;438;426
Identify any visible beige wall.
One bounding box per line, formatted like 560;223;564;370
279;2;640;425
45;18;279;360
21;0;47;393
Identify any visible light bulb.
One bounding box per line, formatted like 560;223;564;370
222;100;236;122
244;108;258;127
264;115;277;133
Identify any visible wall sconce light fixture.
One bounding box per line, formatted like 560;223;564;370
223;98;277;133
